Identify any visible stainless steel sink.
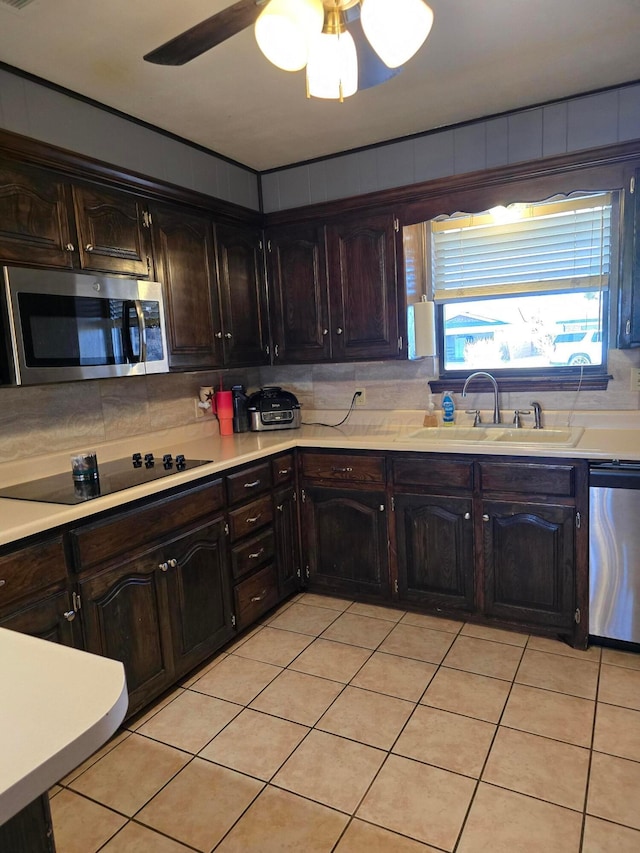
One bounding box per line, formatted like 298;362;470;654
397;425;584;447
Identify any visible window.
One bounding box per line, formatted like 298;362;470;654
429;192;614;379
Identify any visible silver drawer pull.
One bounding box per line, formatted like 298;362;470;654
278;468;292;475
331;466;353;473
276;504;284;512
248;548;265;560
85;243;94;252
246;514;262;524
482;514;490;522
63;610;76;622
0;579;5;588
250;589;267;603
464;512;471;520
244;480;261;489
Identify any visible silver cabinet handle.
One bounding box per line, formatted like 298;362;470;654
246;514;262;524
248;548;265;560
322;329;328;336
159;562;169;572
464;512;471;520
225;332;232;339
85;244;94;252
244;480;261;489
65;243;75;252
0;579;5;588
336;327;343;335
250;589;267;603
63;610;76;622
168;558;178;568
331;466;353;473
278;468;292;475
482;514;490;522
276;504;284;512
215;331;223;338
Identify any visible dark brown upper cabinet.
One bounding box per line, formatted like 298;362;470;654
267;212;402;363
266;223;331;364
216;222;270;367
150;204;222;370
72;185;152;277
0;160;152;277
0;160;75;268
619;166;640;348
326;213;401;361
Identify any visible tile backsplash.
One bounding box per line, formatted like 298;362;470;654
0;348;638;464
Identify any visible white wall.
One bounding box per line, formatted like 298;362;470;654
0;68;260;211
261;83;640;213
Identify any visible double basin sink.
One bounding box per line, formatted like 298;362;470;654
396;425;585;447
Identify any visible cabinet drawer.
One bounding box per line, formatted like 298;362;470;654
71;479;224;571
0;537;68;609
234;564;278;630
392;456;474;491
479;461;575;497
231;529;275;581
273;454;295;486
228;495;273;542
301;453;385;484
227;462;272;505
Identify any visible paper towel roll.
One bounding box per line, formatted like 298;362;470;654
413;300;436;357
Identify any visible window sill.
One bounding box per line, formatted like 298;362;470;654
429;374;612;393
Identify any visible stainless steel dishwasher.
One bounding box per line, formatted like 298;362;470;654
589;461;640;643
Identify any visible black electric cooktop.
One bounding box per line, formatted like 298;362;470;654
0;453;212;505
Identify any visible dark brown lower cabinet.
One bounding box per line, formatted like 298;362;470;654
301;485;389;598
0;794;55;853
0;590;78;646
395;492;475;612
482;500;576;631
273;484;301;598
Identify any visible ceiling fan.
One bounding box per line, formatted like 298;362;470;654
144;0;434;100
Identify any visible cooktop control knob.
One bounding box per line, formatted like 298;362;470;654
162;453;173;469
176;454;186;470
132;452;142;468
144;452;155;468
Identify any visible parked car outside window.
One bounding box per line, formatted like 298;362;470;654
549;331;603;365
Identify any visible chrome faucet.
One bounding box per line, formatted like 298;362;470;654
461;371;501;424
531;400;543;429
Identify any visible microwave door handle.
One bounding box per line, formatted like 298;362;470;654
122;300;135;363
133;300;147;363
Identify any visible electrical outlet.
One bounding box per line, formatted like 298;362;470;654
355;388;366;406
194;398;205;419
631;368;640;392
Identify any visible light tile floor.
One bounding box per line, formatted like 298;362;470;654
49;593;640;852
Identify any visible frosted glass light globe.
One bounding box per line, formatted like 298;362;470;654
361;0;434;68
306;28;358;100
255;0;324;72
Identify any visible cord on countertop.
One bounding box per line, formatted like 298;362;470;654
302;392;361;428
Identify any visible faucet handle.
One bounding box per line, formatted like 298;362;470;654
465;409;482;427
513;409;531;428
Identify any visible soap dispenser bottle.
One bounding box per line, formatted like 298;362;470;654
442;390;455;425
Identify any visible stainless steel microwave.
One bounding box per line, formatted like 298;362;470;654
2;266;169;385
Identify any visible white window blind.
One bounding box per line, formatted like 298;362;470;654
431;193;612;303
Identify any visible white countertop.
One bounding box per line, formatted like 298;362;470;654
0;412;638;548
0;627;127;824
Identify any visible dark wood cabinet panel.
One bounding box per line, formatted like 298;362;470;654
274;484;300;598
392;455;474;492
234;564;279;630
482;500;576;630
395;493;475;612
0;536;68;609
326;213;400;360
216;223;269;366
301;452;386;485
226;462;272;505
0;590;78;646
151;204;222;369
72;185;151;276
479;461;575;498
165;518;234;676
79;549;174;714
0;794;56;853
267;224;331;363
0;160;74;267
302;485;389;598
621;166;640;347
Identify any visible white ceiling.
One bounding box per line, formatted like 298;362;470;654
1;0;639;172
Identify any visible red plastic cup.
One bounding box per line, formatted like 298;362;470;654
216;391;233;435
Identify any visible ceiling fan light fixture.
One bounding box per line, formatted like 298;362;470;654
255;0;324;72
306;6;358;101
361;0;434;68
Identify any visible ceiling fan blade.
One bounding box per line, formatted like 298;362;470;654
344;6;402;90
144;0;264;66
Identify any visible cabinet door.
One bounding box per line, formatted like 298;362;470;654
395;493;475;612
274;485;301;598
619;166;640;347
216;223;269;366
80;551;174;715
72;185;151;276
165;518;234;676
482;500;576;630
0;161;74;267
267;224;331;363
326;213;400;360
0;589;78;647
302;486;389;598
151;205;222;370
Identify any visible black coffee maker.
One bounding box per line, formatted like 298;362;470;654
231;385;250;433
